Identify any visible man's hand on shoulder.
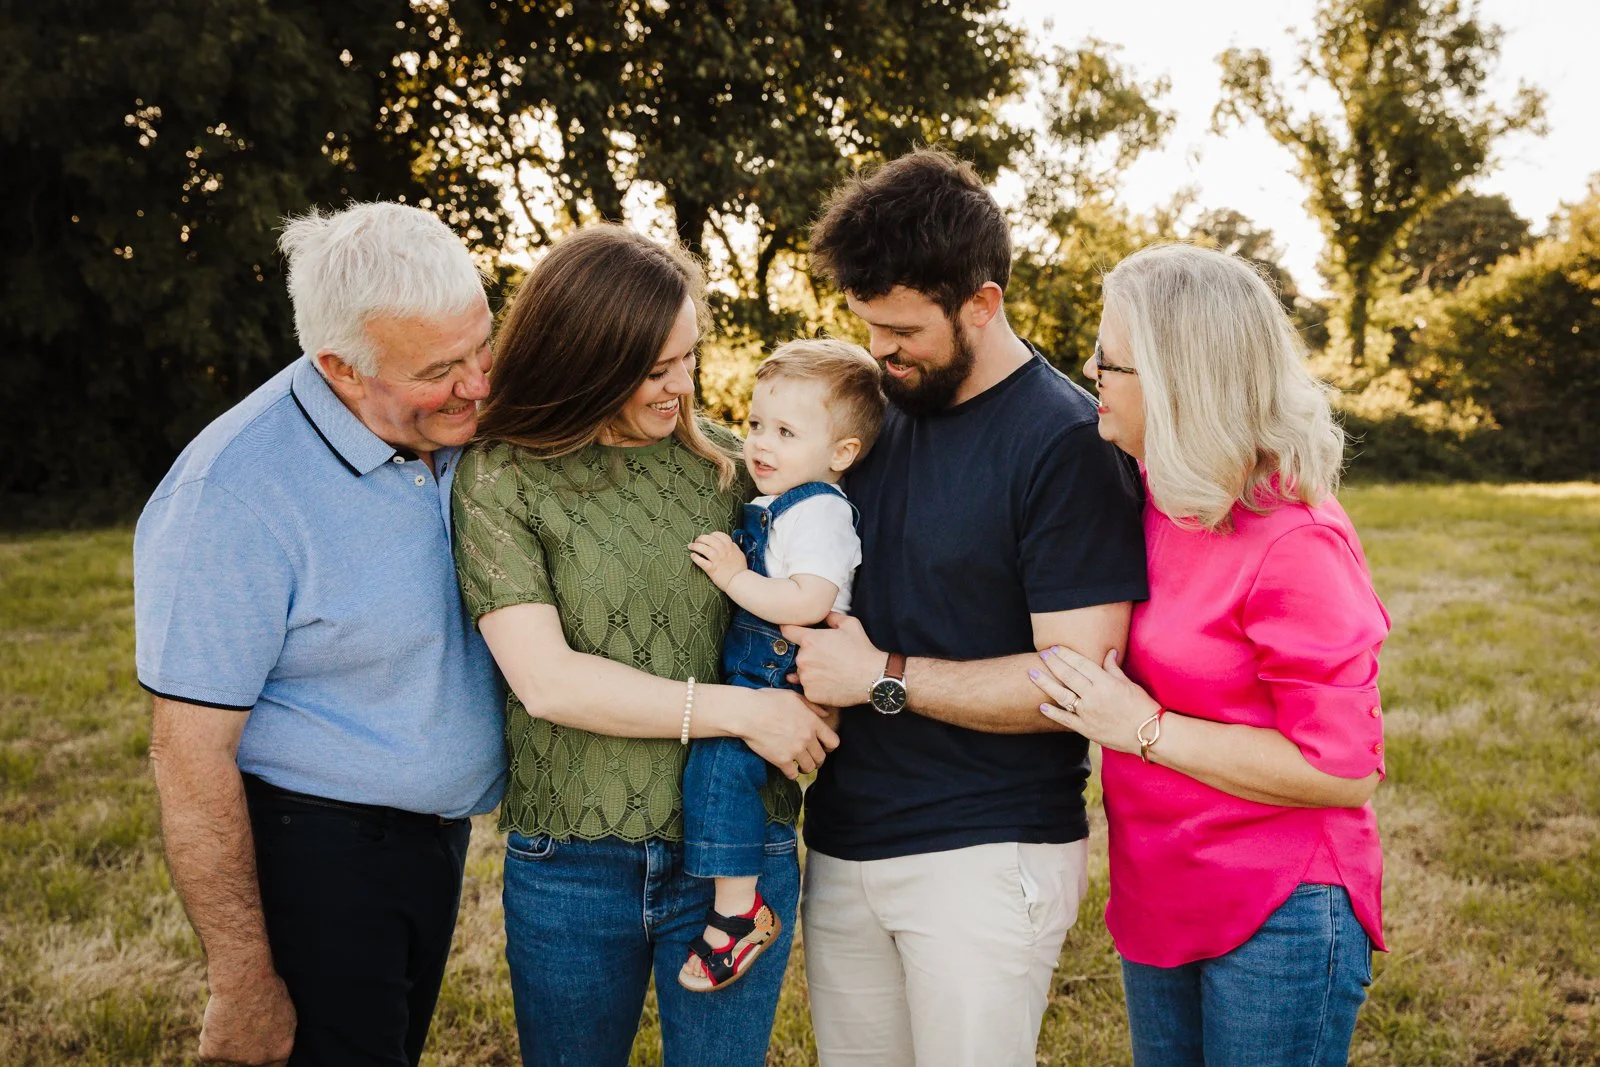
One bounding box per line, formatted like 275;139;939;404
199;968;296;1066
782;612;884;710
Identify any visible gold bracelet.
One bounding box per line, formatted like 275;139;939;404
679;677;696;746
1137;708;1167;764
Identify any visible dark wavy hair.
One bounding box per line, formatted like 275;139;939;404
808;148;1011;314
474;224;737;487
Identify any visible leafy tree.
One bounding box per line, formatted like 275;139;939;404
409;0;1030;341
1;0;432;506
1390;190;1532;293
1401;178;1600;478
1215;0;1545;365
1008;41;1174;369
1016;40;1173;224
2;0;1043;502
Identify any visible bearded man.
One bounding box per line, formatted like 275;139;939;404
784;149;1148;1067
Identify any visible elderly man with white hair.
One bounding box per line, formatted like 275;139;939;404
134;202;504;1067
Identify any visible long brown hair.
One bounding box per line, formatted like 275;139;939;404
475;224;738;487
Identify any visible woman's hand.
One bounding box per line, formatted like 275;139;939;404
739;688;840;779
689;532;747;591
1030;646;1161;756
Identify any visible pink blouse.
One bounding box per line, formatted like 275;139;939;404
1106;491;1390;967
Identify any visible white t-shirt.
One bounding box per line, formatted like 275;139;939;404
755;490;861;614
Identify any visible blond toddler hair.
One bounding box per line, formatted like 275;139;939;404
757;338;887;457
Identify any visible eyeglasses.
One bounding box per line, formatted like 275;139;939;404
1093;340;1137;378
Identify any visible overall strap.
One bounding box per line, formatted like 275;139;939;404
764;480;849;525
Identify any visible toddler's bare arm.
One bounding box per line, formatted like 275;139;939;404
724;570;839;626
689;531;838;625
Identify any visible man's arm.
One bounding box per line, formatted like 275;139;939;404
783;601;1131;734
149;697;295;1066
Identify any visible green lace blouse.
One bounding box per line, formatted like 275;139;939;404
452;422;801;841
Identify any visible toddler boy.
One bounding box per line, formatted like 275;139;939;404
679;337;886;992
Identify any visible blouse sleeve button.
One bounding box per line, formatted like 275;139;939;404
1368;706;1382;718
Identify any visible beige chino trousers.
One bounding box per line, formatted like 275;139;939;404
802;839;1089;1067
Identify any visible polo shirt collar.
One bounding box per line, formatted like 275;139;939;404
289;356;411;476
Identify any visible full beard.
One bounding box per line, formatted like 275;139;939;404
883;323;977;417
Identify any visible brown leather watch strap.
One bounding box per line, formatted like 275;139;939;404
885;652;907;682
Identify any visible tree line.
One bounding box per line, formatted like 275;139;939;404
3;0;1593;518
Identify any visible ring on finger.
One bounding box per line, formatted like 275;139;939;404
1065;697;1080;714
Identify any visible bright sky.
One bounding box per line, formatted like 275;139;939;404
1004;0;1600;295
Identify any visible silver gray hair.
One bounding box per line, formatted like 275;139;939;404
1102;242;1345;531
279;202;487;376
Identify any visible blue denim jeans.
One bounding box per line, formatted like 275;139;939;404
1120;883;1374;1067
501;823;799;1067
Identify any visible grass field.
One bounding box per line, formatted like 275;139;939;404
2;483;1598;1065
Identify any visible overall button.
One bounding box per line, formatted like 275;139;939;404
771;638;789;655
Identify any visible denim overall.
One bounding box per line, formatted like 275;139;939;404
682;481;854;879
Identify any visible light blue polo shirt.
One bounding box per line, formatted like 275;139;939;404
134;356;506;818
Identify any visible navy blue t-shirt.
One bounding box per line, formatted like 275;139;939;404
802;349;1149;861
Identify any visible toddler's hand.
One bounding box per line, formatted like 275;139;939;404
689;532;747;591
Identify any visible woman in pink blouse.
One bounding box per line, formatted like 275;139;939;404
1032;243;1389;1066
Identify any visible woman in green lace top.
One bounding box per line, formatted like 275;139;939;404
452;225;838;1067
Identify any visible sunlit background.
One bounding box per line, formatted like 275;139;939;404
1010;0;1597;295
4;5;1599;1065
5;0;1597;503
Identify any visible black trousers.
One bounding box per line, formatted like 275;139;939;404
244;776;472;1067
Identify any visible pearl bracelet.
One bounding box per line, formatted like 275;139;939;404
679;677;696;746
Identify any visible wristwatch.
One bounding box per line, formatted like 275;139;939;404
869;653;908;715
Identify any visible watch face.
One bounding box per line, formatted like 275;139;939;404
870;678;907;715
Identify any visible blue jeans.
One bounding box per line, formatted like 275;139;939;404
502;823;800;1067
1120;883;1374;1067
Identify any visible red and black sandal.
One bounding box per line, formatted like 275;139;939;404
677;894;782;993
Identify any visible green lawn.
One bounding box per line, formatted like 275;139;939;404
2;483;1597;1065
